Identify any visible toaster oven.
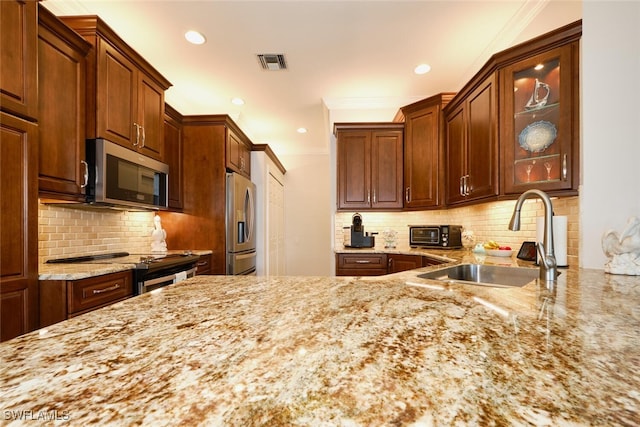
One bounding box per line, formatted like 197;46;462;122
409;225;463;249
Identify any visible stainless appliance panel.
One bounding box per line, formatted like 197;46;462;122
226;172;257;275
86;138;169;210
227;251;257;275
226;172;257;254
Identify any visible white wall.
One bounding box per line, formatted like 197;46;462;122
280;152;333;276
580;1;640;269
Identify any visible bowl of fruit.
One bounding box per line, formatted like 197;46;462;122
483;241;513;257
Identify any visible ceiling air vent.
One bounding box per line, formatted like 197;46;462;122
257;54;287;71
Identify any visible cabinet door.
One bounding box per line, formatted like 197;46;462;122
445;106;467;205
445;75;498;205
96;40;137;147
337;131;371;210
371;130;403;209
501;44;577;194
0;0;37;120
226;129;251;177
137;74;165;161
1;113;39;342
466;75;498;202
37;14;88;200
164;113;183;210
387;254;422;274
404;104;441;208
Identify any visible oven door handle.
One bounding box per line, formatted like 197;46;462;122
142;266;197;288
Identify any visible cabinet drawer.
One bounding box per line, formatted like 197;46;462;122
336;253;387;276
196;254;212;275
67;271;132;315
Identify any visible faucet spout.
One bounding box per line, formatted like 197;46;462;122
509;189;557;287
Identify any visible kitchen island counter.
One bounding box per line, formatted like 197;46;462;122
2;265;639;425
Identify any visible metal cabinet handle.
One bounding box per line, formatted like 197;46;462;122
140;125;146;148
197;261;208;266
355;260;371;264
465;175;471;196
405;187;410;203
373;189;376;204
133;123;140;146
459;176;465;197
367;190;371;204
562;154;568;181
92;283;120;294
80;160;88;188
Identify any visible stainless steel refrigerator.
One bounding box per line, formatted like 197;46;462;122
226;172;257;275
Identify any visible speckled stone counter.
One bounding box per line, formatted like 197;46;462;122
3;261;640;425
38;250;213;281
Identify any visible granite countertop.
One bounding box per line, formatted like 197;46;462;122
3;255;640;425
38;250;213;281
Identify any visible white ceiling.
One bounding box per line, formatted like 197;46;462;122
41;0;581;159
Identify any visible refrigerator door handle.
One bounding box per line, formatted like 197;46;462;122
244;185;255;243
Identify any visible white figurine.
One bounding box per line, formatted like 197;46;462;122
151;214;168;253
602;216;640;275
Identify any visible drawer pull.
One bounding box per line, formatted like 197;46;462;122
197;261;208;266
93;283;120;294
355;260;371;264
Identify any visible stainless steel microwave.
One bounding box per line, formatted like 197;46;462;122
85;139;169;210
409;225;463;248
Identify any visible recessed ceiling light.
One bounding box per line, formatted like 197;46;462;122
231;97;245;106
297;127;307;134
185;30;206;45
414;63;431;75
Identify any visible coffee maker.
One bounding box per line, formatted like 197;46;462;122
343;213;375;248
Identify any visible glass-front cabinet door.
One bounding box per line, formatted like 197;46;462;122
500;43;579;195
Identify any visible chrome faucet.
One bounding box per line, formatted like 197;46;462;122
509;189;558;286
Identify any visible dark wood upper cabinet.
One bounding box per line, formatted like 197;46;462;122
401;93;455;209
335;123;404;211
164;104;184;210
60;15;171;161
0;0;38;121
444;74;499;206
226;127;251;178
37;6;92;201
499;24;581;196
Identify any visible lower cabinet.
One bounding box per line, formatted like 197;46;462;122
336;253;444;276
40;270;133;328
195;254;212;275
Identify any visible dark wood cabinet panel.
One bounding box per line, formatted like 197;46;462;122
159;115;245;275
227;129;251;178
387;254;423;274
37;6;91;201
371;131;403;208
40;271;133;328
335;123;403;211
0;112;39;341
336;252;445;276
445;74;498;206
0;0;38;121
402;94;454;209
337;131;370;210
61;16;171;161
195;254;212;275
336;253;387;276
164;104;183;210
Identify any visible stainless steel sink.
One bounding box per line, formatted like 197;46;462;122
417;263;540;288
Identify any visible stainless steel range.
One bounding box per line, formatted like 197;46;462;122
46;252;200;294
